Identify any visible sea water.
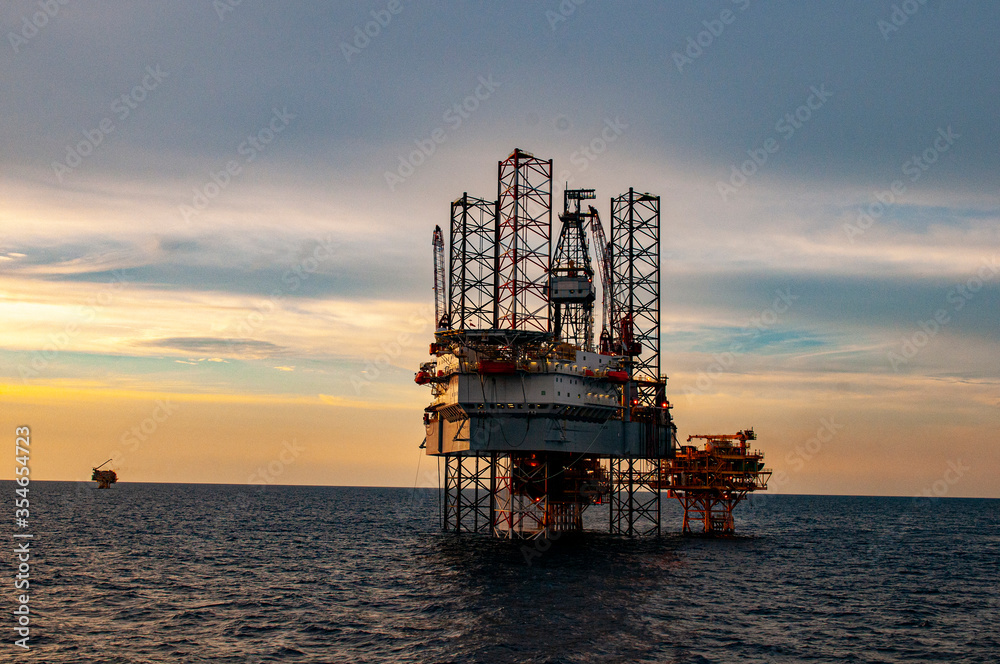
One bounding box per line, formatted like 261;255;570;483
7;482;997;663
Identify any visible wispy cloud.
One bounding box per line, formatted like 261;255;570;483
136;337;285;358
2;2;998;492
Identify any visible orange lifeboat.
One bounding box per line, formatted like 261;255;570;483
605;370;629;383
414;371;432;385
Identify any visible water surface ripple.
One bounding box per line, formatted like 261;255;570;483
10;483;997;663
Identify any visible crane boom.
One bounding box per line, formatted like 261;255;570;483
94;458;113;470
587;205;613;353
687;429;757;443
432;225;447;329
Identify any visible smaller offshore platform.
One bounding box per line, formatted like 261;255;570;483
417;148;770;538
658;429;770;535
91;458;118;489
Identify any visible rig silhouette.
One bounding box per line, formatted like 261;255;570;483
91;458;118;489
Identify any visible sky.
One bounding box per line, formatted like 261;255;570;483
1;1;998;497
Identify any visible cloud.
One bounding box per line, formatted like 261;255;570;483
317;393;413;411
0;226;425;301
3;3;998;192
136;337;286;358
2;2;999;494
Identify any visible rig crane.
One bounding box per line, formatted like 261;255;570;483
432;225;447;330
587;205;614;354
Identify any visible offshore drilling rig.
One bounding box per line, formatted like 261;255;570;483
416;148;770;538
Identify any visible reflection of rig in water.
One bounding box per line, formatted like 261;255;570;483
417;148;771;538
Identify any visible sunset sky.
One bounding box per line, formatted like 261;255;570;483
2;2;998;497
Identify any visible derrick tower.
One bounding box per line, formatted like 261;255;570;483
551;189;597;351
495;149;552;333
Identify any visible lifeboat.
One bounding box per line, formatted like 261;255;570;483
414;371;432;385
605;370;629;383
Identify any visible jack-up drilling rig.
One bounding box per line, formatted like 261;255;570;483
417;148;770;537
